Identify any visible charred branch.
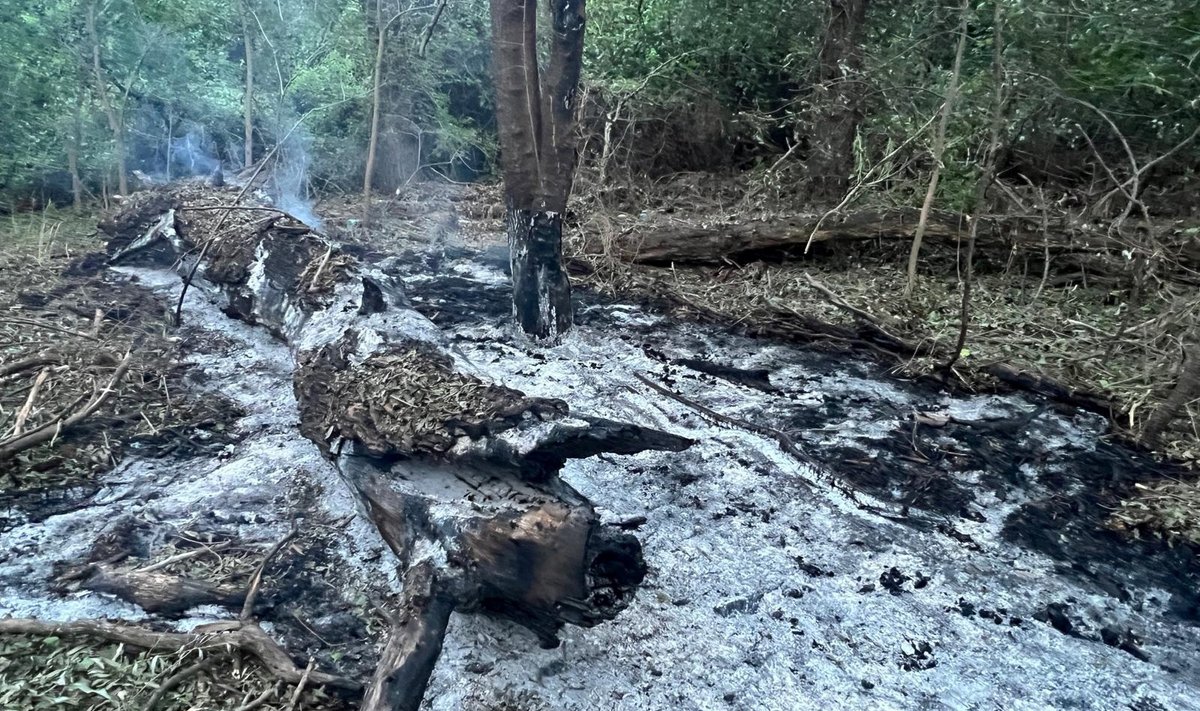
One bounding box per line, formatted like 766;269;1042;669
78;563;247;616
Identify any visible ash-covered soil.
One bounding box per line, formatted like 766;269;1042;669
2;214;1198;711
385;245;1200;711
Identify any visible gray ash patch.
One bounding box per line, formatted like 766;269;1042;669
396;245;1200;710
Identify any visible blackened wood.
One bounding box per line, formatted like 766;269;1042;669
80;564;246;616
508;207;572;339
361;563;454;711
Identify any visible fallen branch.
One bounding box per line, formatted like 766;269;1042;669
79;563;246;616
803;274;888;328
0;356;58;380
138;541;232;573
10;368;49;437
632;372;816;477
234;682;281;711
242;529;297;621
285;657;316;711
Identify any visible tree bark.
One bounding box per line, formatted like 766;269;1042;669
904;0;970;298
507;206;572;339
360;563;453;711
490;0;586;339
806;0;870;202
588;209;962;265
79;564;247;617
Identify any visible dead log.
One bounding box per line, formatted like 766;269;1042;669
594;208;1200;281
103;186;693;710
600;209;960;265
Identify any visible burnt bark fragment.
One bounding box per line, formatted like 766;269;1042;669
79;564;247;617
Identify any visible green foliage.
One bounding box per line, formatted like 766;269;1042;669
0;0;1195;206
863;0;1199;209
586;0;822;106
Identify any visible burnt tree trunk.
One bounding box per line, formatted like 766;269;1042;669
806;0;869;201
490;0;586;340
103;187;691;711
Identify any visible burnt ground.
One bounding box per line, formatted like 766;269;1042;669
0;244;245;534
376;240;1200;709
2;195;1200;710
394;243;1200;623
384;238;1200;630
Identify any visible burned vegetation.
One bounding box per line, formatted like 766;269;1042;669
0;183;693;711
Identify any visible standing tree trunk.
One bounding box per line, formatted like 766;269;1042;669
806;0;870;202
946;0;1006;371
490;0;586;340
904;0;970;298
85;0;127;196
363;1;423;198
363;0;387;204
68;85;84;210
241;1;255;168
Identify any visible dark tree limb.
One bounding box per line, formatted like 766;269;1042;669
79;564;246;616
145;656;221;711
361;563;454;711
1142;342;1200;446
0;351;133;461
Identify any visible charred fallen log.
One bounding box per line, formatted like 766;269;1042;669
596;209;958;265
103;186;693;711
